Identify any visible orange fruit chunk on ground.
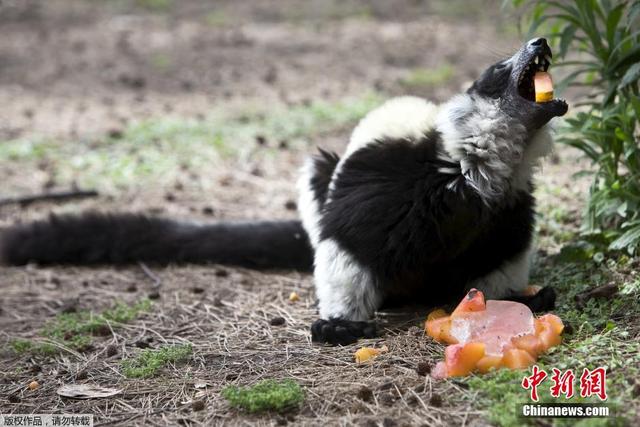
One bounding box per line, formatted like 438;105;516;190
354;345;389;363
445;342;486;376
425;288;564;378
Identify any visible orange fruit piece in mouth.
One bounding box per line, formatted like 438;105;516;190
534;71;554;103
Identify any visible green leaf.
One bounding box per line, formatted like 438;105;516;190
560;138;600;161
629;1;640;25
602;84;618;106
599;0;613;14
545;0;581;18
559;25;577;58
526;6;552;38
605;4;624;47
556;68;598;94
619;62;640;88
608;31;640;72
630;94;640;119
609;224;640;251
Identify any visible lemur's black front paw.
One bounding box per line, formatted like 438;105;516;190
510;286;557;312
311;318;377;345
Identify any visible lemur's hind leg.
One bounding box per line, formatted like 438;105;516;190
469;246;556;313
311;239;381;345
297;151;381;345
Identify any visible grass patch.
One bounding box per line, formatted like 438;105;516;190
10;299;151;355
135;0;172;11
9;338;58;356
399;64;454;88
121;344;193;378
205;11;231;27
0;93;382;192
222;379;304;413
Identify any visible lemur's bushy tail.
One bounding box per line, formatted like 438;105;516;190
0;213;313;271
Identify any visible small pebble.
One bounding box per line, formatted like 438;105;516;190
408;326;423;337
108;128;123;139
383;418;397;427
270;317;286;326
379;392;395;406
191;400;205;411
429;393;443;407
105;344;118;357
377;381;394;391
215;269;229;277
633;383;640;398
416;361;432;376
134;337;154;348
356;386;373;402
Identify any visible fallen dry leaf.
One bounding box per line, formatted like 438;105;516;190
575;283;619;308
57;384;122;399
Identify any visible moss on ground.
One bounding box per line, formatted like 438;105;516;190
222;379;304;413
121;344;193;378
10;299;151;355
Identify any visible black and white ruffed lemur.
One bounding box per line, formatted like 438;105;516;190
0;38;568;345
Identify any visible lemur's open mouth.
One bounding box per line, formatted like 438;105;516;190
517;52;551;102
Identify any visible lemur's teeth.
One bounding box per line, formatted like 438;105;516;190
545;55;552;64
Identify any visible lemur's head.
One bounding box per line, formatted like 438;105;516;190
468;37;568;130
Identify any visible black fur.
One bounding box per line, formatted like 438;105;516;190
0;213;313;270
310;148;340;205
311;318;377;345
321;132;535;306
509;286;556;312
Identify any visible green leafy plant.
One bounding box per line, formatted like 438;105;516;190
513;0;640;253
222;379;304;413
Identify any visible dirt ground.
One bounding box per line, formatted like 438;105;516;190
0;1;621;426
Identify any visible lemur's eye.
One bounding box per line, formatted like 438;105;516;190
495;63;507;70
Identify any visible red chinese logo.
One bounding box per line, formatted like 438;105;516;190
550;368;575;398
521;366;607;401
580;367;607;400
521;365;548;402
